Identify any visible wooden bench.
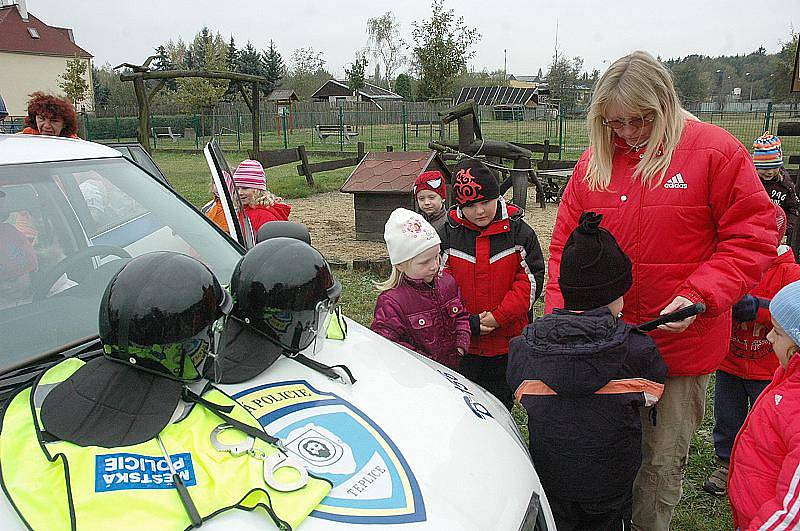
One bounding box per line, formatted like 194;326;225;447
150;126;179;142
410;119;442;137
314;124;359;143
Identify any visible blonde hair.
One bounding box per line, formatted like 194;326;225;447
586;50;696;191
374;266;404;292
249;189;283;207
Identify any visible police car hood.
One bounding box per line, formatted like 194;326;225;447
0;318;552;530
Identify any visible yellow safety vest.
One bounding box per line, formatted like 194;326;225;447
0;357;331;530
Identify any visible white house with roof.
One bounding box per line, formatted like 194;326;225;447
0;0;94;116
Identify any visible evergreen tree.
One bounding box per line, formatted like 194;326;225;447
263;40;285;94
226;36;238;70
236;42;268;95
153;45;176;90
225;36;239;98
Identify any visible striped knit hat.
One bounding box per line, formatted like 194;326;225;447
753;132;783;169
233;160;267;190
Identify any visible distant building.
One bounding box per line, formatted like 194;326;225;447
507;71;545;89
311;79;403;105
0;1;94;116
455;85;546;108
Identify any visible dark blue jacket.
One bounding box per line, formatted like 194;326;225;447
507;307;667;503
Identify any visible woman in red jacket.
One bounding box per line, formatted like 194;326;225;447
728;280;800;530
545;50;777;530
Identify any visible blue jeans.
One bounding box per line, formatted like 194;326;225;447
712;370;770;462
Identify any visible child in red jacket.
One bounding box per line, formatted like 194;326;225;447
232;160;291;234
728;279;800;530
704;206;800;496
438;158;545;409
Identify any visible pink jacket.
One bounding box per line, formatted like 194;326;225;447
371;271;471;369
729;354;800;530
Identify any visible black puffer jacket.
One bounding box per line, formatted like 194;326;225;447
507;308;667;503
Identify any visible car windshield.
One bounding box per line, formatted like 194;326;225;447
0;157;242;369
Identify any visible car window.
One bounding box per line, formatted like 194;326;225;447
0;158;242;368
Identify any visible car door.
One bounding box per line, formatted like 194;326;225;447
203;140;255;249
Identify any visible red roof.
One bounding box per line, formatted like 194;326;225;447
340;151;450;194
0;6;91;58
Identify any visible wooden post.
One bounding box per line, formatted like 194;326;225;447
252;82;260;154
297;145;314;186
511;157;531;209
133;76;151;153
357;141;365;161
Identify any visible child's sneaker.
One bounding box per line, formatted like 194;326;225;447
703;463;729;496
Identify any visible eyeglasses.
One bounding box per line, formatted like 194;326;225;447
601;115;655;130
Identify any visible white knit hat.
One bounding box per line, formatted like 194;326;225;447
384;208;441;265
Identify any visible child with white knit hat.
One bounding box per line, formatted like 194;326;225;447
728;279;800;530
371;208;470;369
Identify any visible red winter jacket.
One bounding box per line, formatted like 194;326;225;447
243;202;291;234
440;199;546;357
720;249;800;380
546;119;777;377
728;355;800;530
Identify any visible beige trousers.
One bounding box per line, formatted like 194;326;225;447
632;374;711;531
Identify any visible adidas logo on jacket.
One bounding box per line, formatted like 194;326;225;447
664;173;688;189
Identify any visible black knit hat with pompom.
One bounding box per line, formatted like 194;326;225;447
559;212;632;310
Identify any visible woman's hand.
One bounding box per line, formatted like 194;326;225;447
658;296;698;333
479;311;499;335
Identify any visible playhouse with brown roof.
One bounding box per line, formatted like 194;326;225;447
341;151;451;241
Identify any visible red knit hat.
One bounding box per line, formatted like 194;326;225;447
233;160;267;191
413;171;446;201
0;223;37;280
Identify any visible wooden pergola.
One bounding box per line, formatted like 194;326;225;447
119;67;269;154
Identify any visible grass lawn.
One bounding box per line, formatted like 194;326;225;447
152;150;354;208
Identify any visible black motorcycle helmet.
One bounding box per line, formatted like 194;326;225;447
230;237;341;354
99;251;231;382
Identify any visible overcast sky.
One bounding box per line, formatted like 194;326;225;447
26;0;800;78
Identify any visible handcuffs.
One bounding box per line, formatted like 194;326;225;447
210;424;309;492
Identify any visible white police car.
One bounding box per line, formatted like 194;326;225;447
0;133;554;530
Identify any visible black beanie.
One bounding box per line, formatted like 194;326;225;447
559;212;632;311
452;159;500;206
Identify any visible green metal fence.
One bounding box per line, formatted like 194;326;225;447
78;104;800;160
